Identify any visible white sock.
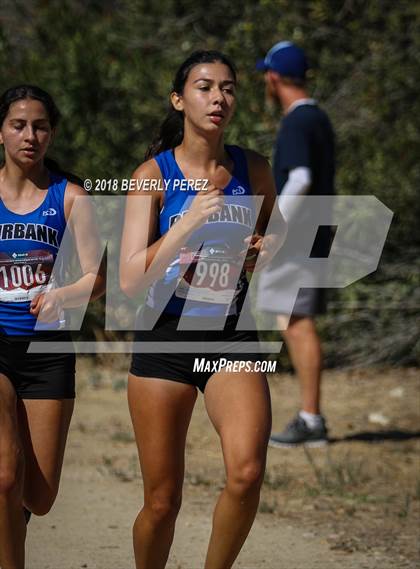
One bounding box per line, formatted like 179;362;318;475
299;410;323;430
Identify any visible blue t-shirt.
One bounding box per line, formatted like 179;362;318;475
146;145;255;317
0;173;68;335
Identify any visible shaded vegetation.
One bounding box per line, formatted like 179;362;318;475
0;0;418;366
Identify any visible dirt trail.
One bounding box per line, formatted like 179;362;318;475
26;363;419;569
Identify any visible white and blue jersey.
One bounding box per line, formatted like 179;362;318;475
0;173;68;335
146;145;255;317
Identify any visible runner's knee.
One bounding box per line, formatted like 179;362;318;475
144;490;182;525
283;317;315;341
227;459;265;496
0;447;24;495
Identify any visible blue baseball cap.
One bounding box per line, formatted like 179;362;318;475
256;41;308;79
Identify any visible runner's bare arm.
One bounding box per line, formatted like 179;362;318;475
246;149;286;236
120;159;223;297
243;150;287;271
30;183;106;319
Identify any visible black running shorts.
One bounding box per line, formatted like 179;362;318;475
130;307;262;393
0;332;76;399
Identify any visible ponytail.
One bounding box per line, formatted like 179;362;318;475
145;107;184;160
44;157;61;172
44;157;83;187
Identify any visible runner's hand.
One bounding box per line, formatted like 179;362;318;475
30;290;63;322
182;184;224;231
241;233;282;272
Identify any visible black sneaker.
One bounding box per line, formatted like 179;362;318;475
269;414;328;448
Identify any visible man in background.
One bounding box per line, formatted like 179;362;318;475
256;41;335;447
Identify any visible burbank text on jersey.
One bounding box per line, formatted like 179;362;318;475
169;202;253;229
0;223;59;247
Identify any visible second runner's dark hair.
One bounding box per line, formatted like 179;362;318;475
145;50;237;159
0;84;61;173
0;84;61;129
0;84;82;185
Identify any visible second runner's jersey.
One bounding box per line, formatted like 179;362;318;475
146;145;255;317
0;172;68;335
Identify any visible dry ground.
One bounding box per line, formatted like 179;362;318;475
26;360;420;569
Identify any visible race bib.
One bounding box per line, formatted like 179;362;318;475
0;249;56;302
176;246;244;304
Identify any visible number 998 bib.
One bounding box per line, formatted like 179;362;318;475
176;245;244;304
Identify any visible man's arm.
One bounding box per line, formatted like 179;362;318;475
274;117;313;221
279;166;312;221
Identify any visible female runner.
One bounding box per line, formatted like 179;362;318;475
120;51;287;568
0;85;105;569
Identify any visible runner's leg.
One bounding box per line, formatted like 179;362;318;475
0;374;26;569
18;398;74;516
128;374;197;569
203;369;271;568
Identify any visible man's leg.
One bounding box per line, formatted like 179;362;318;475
269;315;328;447
280;315;322;414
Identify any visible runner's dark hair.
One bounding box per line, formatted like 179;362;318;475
0;85;82;185
145;50;237;159
0;84;61;129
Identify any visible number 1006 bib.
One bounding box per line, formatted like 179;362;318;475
0;250;55;302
